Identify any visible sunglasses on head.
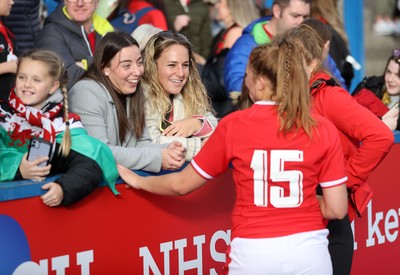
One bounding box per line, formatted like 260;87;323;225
156;30;189;43
392;49;400;63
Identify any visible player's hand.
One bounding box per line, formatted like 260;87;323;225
41;182;63;207
161;143;186;170
117;164;142;190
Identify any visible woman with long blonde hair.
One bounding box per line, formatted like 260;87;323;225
142;31;218;161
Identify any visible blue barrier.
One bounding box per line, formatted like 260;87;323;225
1;131;399;203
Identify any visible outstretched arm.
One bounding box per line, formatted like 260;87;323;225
117;163;207;196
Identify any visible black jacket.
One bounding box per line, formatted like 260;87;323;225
3;0;41;54
14;142;102;206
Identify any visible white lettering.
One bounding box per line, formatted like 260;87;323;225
209;230;231;275
140;230;232;275
384;209;399;243
51;255;69;275
12;250;92;275
366;200;385;246
76;250;94;275
13;260;48;275
366;200;400;247
351;221;357;250
175;235;204;275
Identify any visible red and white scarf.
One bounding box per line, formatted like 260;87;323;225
0;90;64;148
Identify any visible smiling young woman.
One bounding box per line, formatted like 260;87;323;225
141;31;218;161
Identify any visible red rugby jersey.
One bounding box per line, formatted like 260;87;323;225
191;101;347;239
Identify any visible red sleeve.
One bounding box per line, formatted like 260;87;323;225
353;88;389;117
191;119;231;179
318;119;348;188
319;87;394;190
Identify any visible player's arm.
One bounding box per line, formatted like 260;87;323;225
318;184;348;220
118;163;207;196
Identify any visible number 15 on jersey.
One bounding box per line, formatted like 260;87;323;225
251;150;304;208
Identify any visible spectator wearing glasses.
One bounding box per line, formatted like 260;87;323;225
352;49;400;131
141;31;218;161
35;0;114;89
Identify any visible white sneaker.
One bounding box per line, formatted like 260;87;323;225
373;20;395;36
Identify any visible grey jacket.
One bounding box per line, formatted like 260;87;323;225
69;79;165;172
35;5;113;89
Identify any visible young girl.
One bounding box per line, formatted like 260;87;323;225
0;50;118;207
118;39;348;274
142;31;218;161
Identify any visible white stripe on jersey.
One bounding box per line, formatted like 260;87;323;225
191;160;214;180
320;176;348;188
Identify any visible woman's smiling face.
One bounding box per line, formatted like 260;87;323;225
156;44;189;95
104;45;144;95
385;59;400;96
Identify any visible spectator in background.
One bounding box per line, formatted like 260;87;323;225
128;0;168;30
352;49;400;131
0;50;118;207
202;0;260;118
35;0;114;89
100;0;168;34
224;0;310;107
69;32;186;172
131;23;162;50
0;0;17;102
141;31;217;161
163;0;212;66
310;0;355;89
302;18;347;89
372;0;398;35
3;0;41;55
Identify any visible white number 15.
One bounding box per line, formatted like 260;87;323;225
251;150;304;208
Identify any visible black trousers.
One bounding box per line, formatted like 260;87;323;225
327;215;354;275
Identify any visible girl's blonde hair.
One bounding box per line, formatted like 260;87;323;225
19;50;71;156
142;31;212;121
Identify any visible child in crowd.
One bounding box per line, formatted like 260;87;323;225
141;31;218;161
0;50;118;207
69;31;186;172
118;37;348;274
